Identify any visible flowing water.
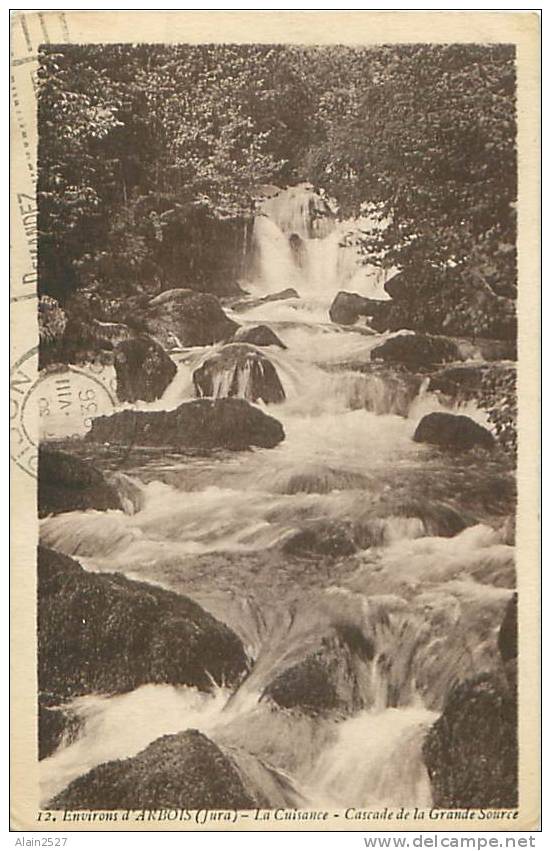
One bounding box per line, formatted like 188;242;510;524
39;185;516;809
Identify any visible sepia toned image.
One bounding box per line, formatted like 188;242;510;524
10;11;540;832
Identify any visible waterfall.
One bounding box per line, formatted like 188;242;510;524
250;184;392;301
38;199;515;811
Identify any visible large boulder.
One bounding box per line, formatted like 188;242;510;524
233;324;287;349
38;447;123;518
422;672;517;808
262;627;375;717
114;335;177;403
230;288;300;313
143;288;238;348
371;334;461;370
87;398;285;451
38;546;248;700
49;731;259;811
413;412;495;451
329;291;387;326
193;344;285;405
428;363;517;455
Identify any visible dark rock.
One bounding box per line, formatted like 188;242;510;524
193;344;285;405
230;288;300;313
413;412;495;451
143;288;238;348
283;521;357;558
38;547;248;700
233;324;287;349
274;464;372;495
428;363;517;455
38;447;123;518
329;291;387;326
38;701;81;760
263;628;375;717
87;398;285;450
91;319;134;346
423;672;517;808
371;334;461;370
49;730;258;810
114;335;176;403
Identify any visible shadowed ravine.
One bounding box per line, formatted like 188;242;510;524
38;188;516;811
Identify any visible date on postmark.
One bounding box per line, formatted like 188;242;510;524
10;347;117;478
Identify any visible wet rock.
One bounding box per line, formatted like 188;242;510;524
143;288;238;348
38;447;124;518
329;291;387;326
413;413;495;451
230;288;300;313
233;324;287;349
371;334;461;370
114;335;177;403
49;730;259;810
38;700;81;760
91;319;134;346
193;344;285;405
263;628;375;717
87;398;285;450
273;464;372;495
423;672;517;808
428;363;516;455
38;547;248;700
283;521;357;558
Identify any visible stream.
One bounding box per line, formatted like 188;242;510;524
38;186;515;810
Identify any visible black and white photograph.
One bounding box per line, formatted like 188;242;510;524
9;9;540;833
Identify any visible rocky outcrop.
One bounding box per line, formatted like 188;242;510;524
422;672;517;808
230;288;299;313
114;335;176;403
413;412;495;451
38;447;123;518
233;324;287;349
143;288;238;348
371;334;461;370
262;628;375;717
423;594;518;808
38;547;248;700
49;730;259;810
193;344;285;405
329;291;387;326
87;398;285;450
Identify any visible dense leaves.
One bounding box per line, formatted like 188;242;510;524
38;43;517;334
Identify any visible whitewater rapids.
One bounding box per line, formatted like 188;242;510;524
38;185;515;809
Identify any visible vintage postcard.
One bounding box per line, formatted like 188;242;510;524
10;10;540;832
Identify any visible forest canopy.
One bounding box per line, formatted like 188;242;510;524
38;42;517;335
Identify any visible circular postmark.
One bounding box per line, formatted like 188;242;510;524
10;347;118;478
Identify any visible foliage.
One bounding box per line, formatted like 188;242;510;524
38;43;517;337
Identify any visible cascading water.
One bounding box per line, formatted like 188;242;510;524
38;184;515;811
250;183;392;302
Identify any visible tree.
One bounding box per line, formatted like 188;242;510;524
305;44;517;306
